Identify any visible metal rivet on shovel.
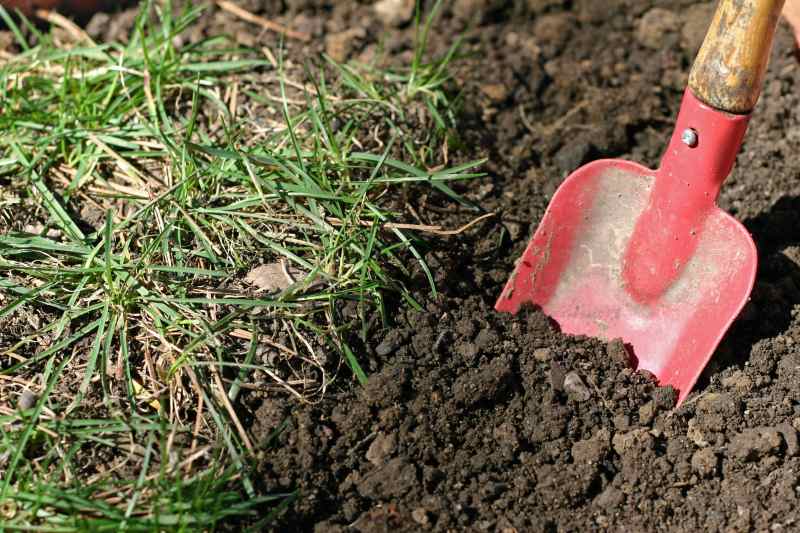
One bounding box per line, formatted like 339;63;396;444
496;0;782;406
681;128;698;147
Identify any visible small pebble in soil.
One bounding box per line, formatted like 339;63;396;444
365;432;397;466
554;141;591;174
638;401;656;425
411;507;429;526
635;7;680;49
563;371;591;402
17;389;37;411
373;0;415;27
728;427;784;462
691;447;718;478
533;347;552;362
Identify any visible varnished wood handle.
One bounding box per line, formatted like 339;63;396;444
689;0;785;114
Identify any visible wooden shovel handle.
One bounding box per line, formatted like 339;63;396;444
689;0;785;114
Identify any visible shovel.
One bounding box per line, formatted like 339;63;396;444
496;0;785;404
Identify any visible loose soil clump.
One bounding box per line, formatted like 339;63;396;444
240;0;800;531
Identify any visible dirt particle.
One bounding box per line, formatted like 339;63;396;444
728;428;784;462
493;422;520;450
593;485;625;509
613;413;631;431
572;429;610;464
533;347;552;362
481;83;510;103
452;0;499;23
363;366;409;408
453;357;512;406
549;361;567;392
373;0;415;27
356;457;418;500
366;432;397;466
687;418;711;448
606;339;629;365
563;371;591;402
533;13;573;56
697;392;739;417
638;401;656;425
554;140;591;173
411;507;430;526
375;330;408;357
324;28;366;62
474;328;500;352
17;389;37;411
721;370;753;392
612;428;654;455
635;8;680;49
691;447;718;478
777;424;799;457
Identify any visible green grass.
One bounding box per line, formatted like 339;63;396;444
0;0;481;529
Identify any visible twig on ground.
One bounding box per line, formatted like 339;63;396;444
216;0;311;42
34;9;96;46
325;212;496;236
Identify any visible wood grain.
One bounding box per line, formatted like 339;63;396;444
689;0;785;114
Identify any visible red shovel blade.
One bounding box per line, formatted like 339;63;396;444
497;90;757;404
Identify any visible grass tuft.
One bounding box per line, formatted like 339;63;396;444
0;0;481;528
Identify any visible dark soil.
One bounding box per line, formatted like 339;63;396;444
17;0;800;530
243;0;800;531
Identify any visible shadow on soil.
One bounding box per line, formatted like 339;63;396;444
706;195;800;379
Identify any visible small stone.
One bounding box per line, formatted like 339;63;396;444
533;13;572;55
563;371;591;402
574;0;612;23
606;338;629;364
593;485;624;508
365;433;397;466
687;418;709;447
636;8;681;49
729;428;783;462
85;12;112;40
375;330;406;357
638;401;656;425
411;507;430;526
697;392;739;416
325;28;366;63
554;141;591;173
793;417;800;432
481;83;510;103
613;414;631;431
721;371;753;392
691;447;718;478
17;389;37;411
572;429;610;464
245;263;302;293
357;457;418;499
373;0;415;27
533;348;552;362
612;429;654;455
